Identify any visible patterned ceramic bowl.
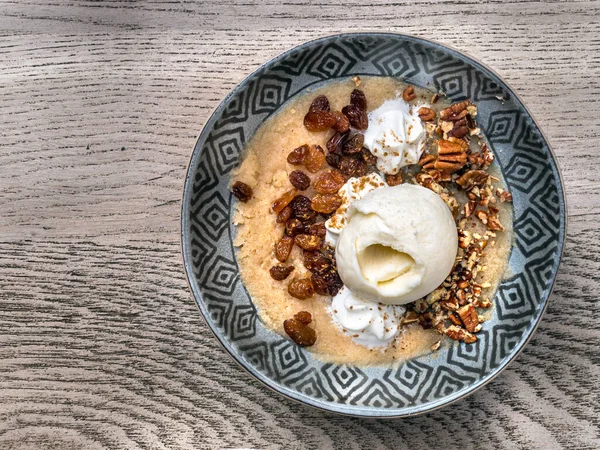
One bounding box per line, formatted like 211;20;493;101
181;33;566;417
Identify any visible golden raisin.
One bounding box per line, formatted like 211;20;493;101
303;111;337;132
294;311;312;325
308;222;326;238
283;317;316;346
311;193;342;214
276;205;292;224
274;236;294;262
287;144;309;165
288;278;315;300
332;111;350;133
313;169;345;194
271;188;297;214
305;145;325;173
295;234;322;251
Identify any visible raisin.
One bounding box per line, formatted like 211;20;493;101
327;132;347;155
402;85;416;102
287;278;314;300
309;95;330;112
290;195;317;223
304;111;337;132
311;193;342;214
287;144;309;165
326;153;341;169
311;273;329;295
308;222;326;238
323;270;343;296
386;173;403;186
269;265;295;281
231;181;253;202
361;147;378;166
274;236;294;262
289;170;311;191
285;218;307;237
305;145;325;173
276;205;293;224
332;111;350;133
314;169;345;194
295;234;322;251
341;105;368;130
303;251;331;275
350;89;367;111
339;156;367;177
272;188;297;214
294;311;312;325
283;317;316;346
342;133;364;154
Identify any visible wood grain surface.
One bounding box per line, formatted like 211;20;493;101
1;1;599;449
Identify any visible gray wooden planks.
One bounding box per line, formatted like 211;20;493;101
0;1;599;448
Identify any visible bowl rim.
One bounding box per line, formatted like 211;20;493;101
180;32;567;418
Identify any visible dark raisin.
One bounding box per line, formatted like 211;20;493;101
287;278;314;300
290;195;317;223
309;95;330;112
269;265;295;281
308;222;326;239
287;144;309;165
339;156;367;177
272;188;297;213
283;317;316;346
311;273;329;295
361;147;378;166
332;111;350;133
289;170;311;191
295;234;322;251
305;145;325;173
341;105;368;130
304;111;337;132
311;193;342;214
294;311;312;325
276;205;293;223
323;271;343;296
303;251;331;275
327;132;347;155
350;89;367;111
326;153;341;169
285;218;307;237
342;133;364;154
274;236;294;262
231;181;253;202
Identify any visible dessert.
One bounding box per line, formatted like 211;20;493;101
231;77;512;366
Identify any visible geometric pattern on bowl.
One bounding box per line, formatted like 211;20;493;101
182;33;566;417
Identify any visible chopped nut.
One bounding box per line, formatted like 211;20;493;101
431;340;441;351
464;200;477;217
475;210;488;225
487;214;505;231
440;100;471;120
448;312;462;325
457;304;478;332
402;85;416;102
445;325;477;344
431;93;440;104
352;76;361;87
456;170;489;190
496;188;513;202
402;310;419;325
385;173;403;186
418;107;436;122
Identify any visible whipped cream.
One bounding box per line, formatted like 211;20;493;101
335;184;458;305
330;285;406;348
324;172;386;246
363;98;426;175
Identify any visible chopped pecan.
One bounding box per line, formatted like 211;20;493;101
457;304;478;332
456;170;489;190
440;100;471;120
402;310;419;325
475;209;488;225
464;200;477;217
445;325;477;344
418;153;436;170
385;173;403;186
448;312;462;326
496;188;513;202
402;85;416;102
431;93;440;104
418;107;436;122
487;214;505;231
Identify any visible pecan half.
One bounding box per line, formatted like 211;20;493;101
445;325;477;344
457;304;478;332
440;100;471;120
496;188;513;202
434;138;468;172
418;107;436;122
402;85;416;102
456;170;489;190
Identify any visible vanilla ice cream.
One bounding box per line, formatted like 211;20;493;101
335;184;458;305
363;98;426;175
330;286;406;348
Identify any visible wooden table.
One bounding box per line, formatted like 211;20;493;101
1;1;599;448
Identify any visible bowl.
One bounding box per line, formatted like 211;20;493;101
181;33;566;417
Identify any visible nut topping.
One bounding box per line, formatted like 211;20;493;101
402;85;417;102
